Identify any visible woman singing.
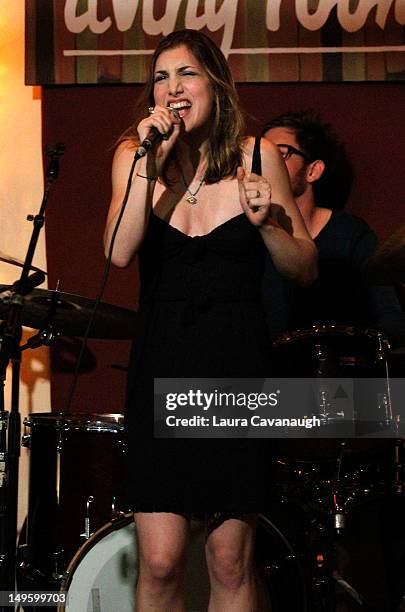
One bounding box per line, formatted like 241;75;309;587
104;29;316;612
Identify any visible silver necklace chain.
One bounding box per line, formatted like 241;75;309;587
180;168;205;205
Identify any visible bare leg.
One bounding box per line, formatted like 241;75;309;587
135;512;190;612
206;516;257;612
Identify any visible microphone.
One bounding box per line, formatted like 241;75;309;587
136;107;179;158
136;127;164;158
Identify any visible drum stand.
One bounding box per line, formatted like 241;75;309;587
0;145;63;597
306;494;369;611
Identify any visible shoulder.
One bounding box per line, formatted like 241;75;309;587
241;136;283;175
242;136;280;160
330;210;375;237
324;211;378;258
110;140;139;189
112;139;138;173
113;139;137;161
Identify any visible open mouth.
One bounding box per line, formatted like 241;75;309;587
169;100;192;118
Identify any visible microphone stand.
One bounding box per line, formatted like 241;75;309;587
0;144;64;594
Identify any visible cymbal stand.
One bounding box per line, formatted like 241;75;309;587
19;286;61;353
0;144;64;594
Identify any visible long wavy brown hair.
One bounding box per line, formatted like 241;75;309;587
119;29;246;184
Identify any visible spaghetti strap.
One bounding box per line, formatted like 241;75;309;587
251;136;262;175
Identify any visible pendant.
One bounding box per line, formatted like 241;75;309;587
186;195;198;205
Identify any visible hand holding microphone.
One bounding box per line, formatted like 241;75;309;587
137;105;181;158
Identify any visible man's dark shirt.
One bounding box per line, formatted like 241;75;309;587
262;210;405;347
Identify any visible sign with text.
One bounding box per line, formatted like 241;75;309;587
26;0;405;84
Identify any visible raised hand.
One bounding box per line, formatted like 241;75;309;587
137;105;182;174
237;167;272;227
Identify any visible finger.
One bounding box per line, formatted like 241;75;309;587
153;105;182;129
246;182;271;202
237;166;245;182
246;189;261;201
168;107;181;124
237;166;249;210
144;116;173;139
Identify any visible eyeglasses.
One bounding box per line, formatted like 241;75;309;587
276;144;311;163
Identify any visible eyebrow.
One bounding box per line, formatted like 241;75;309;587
154;64;196;75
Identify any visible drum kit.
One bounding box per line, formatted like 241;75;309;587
0;262;137;611
9;323;403;612
0;219;404;611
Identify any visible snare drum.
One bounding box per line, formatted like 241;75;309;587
23;413;126;581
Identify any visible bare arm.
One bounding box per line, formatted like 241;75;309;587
103;106;182;267
103;143;156;267
239;138;317;287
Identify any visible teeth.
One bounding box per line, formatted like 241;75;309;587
170;101;191;110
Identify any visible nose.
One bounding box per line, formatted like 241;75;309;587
168;74;183;96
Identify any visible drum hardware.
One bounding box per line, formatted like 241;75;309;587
50;551;66;583
393;438;404;495
376;332;396;434
80;496;94;541
271;435;405;610
315;386;346;426
111;495;127;520
318;388;331;423
313;341;330;378
0;412;8;489
332;494;346;534
279;492;366;612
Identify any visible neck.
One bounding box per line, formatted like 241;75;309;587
296;192;331;239
176;139;208;180
296;192;316;226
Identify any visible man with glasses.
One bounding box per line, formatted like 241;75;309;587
261;110;405;612
261;109;405;347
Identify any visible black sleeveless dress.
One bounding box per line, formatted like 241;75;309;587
125;140;273;513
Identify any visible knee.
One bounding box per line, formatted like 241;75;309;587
141;551;183;584
207;544;250;591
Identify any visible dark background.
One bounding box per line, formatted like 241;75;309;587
41;82;405;414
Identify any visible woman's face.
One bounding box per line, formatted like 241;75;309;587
153;44;214;140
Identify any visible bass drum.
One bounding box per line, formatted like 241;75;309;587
58;512;308;612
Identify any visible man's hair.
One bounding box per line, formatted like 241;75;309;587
262;110;353;209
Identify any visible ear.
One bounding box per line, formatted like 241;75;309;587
306;159;325;184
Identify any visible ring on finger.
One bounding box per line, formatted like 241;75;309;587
148;106;155;115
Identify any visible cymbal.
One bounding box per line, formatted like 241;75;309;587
0;251;46;275
0;286;136;339
366;226;405;285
